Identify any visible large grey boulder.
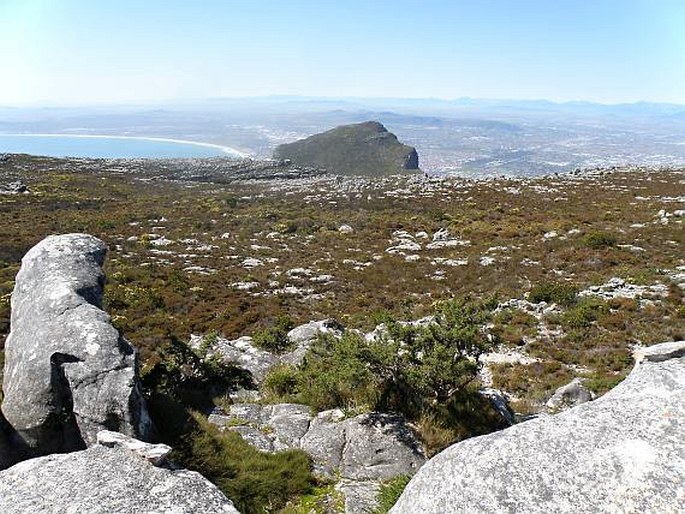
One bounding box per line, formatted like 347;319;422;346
1;234;152;457
189;334;277;383
0;430;240;514
391;341;685;514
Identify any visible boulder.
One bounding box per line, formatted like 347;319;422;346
189;334;277;383
0;431;240;514
1;234;152;457
194;319;343;384
545;377;595;411
391;341;685;514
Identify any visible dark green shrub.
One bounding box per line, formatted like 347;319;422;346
252;315;296;353
529;281;578;306
582;231;617;249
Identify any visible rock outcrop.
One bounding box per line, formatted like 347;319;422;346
1;234;152;459
391;341;685;514
210;403;426;513
0;430;240;514
274;121;419;177
190;318;343;384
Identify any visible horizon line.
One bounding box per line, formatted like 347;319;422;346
1;95;684;110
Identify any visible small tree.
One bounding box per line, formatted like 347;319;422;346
363;296;498;416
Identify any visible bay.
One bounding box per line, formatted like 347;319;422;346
0;134;244;159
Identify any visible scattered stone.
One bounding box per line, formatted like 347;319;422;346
579;277;668;301
338;224;354;234
0;181;28;194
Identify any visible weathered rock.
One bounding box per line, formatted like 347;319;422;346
341;413;425;482
195;319;343;383
391;341;685;514
96;430;171;466
1;234;152;457
0;431;240;514
281;319;344;367
189;334;277;383
300;409;347;476
545;377;595;411
210;403;426;513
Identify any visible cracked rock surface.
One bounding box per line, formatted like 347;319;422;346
391;341;685;514
1;234;152;460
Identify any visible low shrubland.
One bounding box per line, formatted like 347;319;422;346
0;156;683;511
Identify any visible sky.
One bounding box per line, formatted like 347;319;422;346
1;0;684;106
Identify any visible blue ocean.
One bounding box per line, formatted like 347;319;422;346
0;134;243;159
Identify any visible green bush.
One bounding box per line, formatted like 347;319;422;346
252;315;296;353
264;296;500;426
529;281;578;306
262;364;300;399
373;475;411;514
582;231;617;249
561;297;608;329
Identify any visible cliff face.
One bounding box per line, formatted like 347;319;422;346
274;121;419;177
391;341;685;514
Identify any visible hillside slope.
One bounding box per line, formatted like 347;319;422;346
273;121;419;177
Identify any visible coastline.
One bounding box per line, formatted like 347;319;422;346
0;133;250;159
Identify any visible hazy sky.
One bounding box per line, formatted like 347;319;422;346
1;0;684;106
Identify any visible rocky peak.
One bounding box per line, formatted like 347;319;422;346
273;121;420;177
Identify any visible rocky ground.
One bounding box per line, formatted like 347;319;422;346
0;155;683;512
0;156;683;412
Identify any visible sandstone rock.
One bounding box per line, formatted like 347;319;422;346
0;432;240;514
300;409;347;476
96;430;171;466
545;377;594;411
391;341;685;514
1;234;152;457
